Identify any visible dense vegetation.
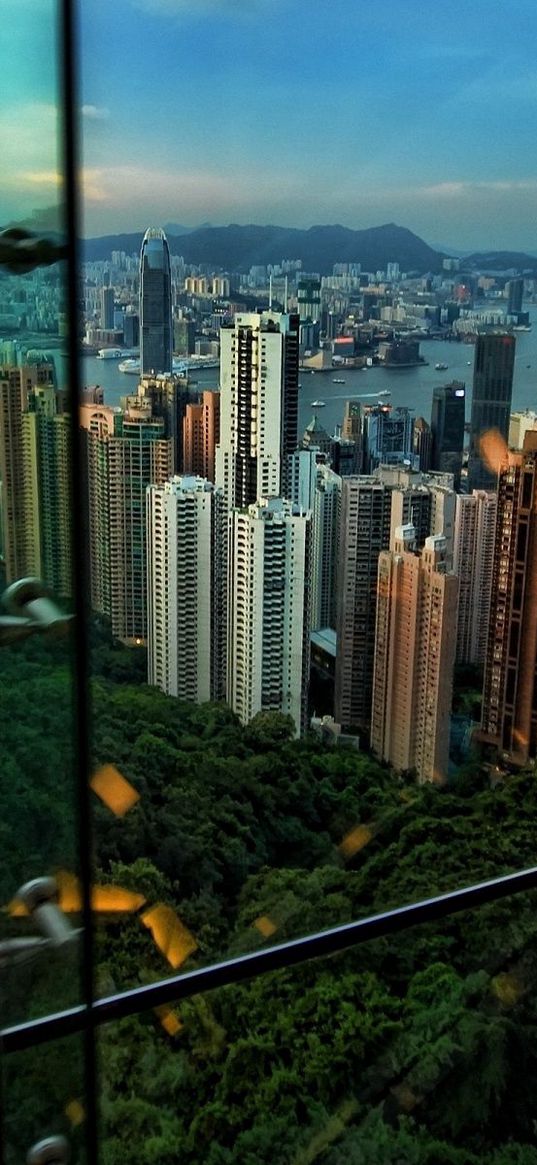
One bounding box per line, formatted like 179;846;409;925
3;622;537;1162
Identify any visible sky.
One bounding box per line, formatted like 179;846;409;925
3;0;537;251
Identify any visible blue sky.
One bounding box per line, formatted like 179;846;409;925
4;0;537;249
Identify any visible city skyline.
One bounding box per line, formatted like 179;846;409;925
4;1;537;250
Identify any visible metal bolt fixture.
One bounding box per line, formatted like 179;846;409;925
2;579;73;635
17;878;75;947
27;1135;70;1164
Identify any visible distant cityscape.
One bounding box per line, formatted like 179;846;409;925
2;224;537;783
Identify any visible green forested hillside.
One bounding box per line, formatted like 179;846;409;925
3;626;537;1163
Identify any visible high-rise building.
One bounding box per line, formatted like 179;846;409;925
216;310;299;510
147;476;226;702
288;449;341;631
334;477;392;732
342;400;362;446
139;227;173;376
430;381;466;488
361;405;416;473
127;374;192;474
301;414;332;458
506;278;524;316
227;497;311;735
480;433;537;765
123;309;139;349
453;490;497;666
375;464;456;560
81;394;172;643
413;417;432;472
101;285;115;331
509;410;537;450
468;333;515;491
0;365;71;594
183;391;220;482
297;278;321;323
371;526;458;784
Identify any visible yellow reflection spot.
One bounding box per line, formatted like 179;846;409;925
140;903;197;969
90;764;140;817
56;869;82;912
339;823;374;858
253;915;277;938
491;971;524;1008
479;429;515;477
65;1099;85;1127
8;898;29;917
92;884;146;914
154;1004;183;1036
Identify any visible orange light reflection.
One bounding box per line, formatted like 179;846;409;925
90;764;140;816
140;903;198;969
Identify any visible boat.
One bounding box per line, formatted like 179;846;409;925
467;361;472;365
332;377;346;384
97;347;123;360
378;390;391;397
312;400;326;407
118;356;218;375
435;362;449;371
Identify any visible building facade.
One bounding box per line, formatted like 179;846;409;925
216;311;299;509
371;526;458;784
139;227;173;376
430;381;466;488
227;497;311;735
468;333;515;491
182;390;220;482
480;434;537;765
453;491;497;666
147;476;226;702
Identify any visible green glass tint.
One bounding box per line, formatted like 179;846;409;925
1;1033;87;1165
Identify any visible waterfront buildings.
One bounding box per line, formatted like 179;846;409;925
0;365;71;595
509;410;537;450
453;490;497;666
147;476;226;702
430;381;465;488
480;433;537;766
183;391;220;482
139;227;173;377
226;497;311;735
468;333;515;491
371;526;458;784
215;310;299;510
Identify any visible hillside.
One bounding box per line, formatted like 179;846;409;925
82;221;443;273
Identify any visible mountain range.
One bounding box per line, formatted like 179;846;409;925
81;222;537;275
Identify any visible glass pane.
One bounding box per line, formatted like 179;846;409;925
98;889;537;1163
2;1034;87;1165
78;0;537;993
0;0;85;1026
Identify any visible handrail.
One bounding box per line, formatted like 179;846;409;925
3;862;537;1054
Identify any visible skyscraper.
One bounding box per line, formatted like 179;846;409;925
468;333;515;491
81;394;172;643
227;497;311;735
0;365;71;595
297;278;321;323
139;227;173;376
288;449;341;631
101;285;115;331
413;417;432;473
371;526;458;784
361;405;415;473
430;381;465;488
334;477;392;732
453;490;497;666
506;278;524;317
480;433;537;766
147;476;226;702
183;390;220;482
215;310;299;510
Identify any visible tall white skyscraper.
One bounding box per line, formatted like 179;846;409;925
453;490;497;666
227;497;311;735
216;310;299;510
147;476;226;702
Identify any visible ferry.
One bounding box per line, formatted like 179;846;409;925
97;347;123;360
435;362;449;371
118;356;219;375
332;377;346;384
311;399;326;408
378;390;391;397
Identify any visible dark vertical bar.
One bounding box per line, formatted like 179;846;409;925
59;0;99;1159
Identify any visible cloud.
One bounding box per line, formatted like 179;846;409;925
22;170;62;187
81;104;110;120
